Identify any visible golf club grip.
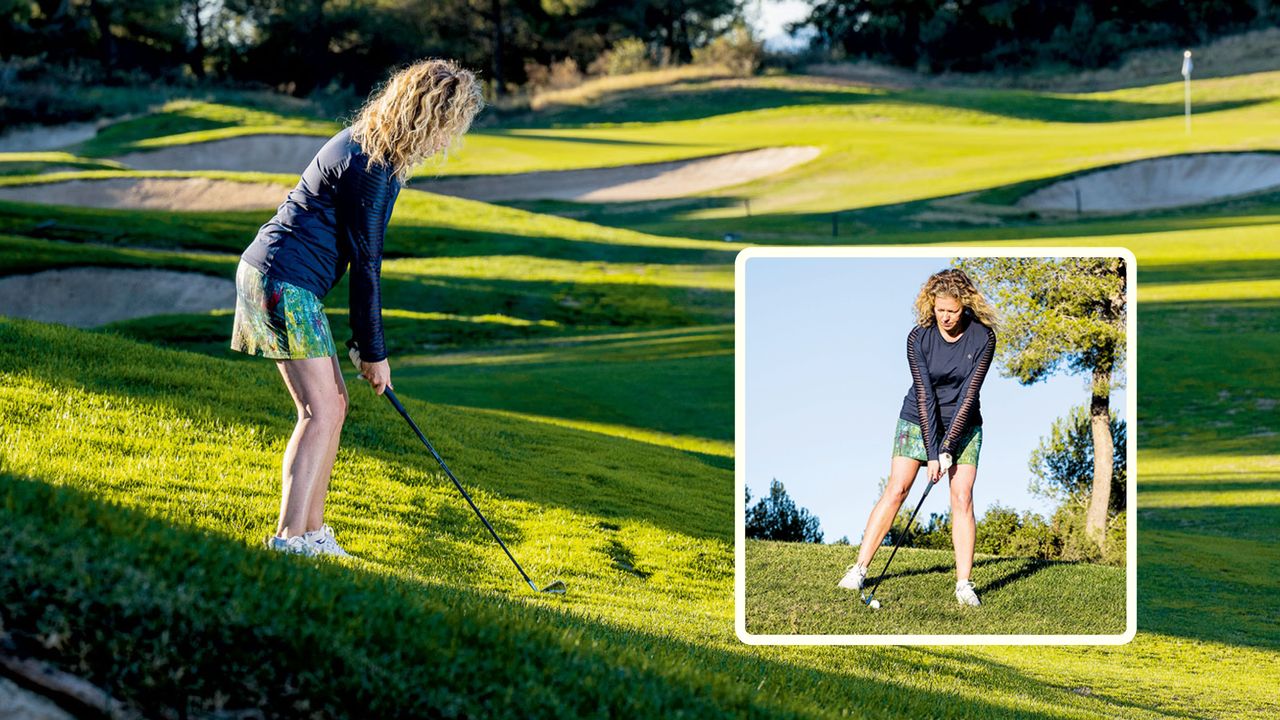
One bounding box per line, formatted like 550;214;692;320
381;388;538;588
345;338;362;372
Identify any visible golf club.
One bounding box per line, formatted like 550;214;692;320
347;340;567;595
860;473;938;610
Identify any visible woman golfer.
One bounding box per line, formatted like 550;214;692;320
838;268;997;606
229;59;483;557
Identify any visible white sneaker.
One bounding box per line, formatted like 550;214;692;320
304;524;353;558
265;534;318;557
837;564;868;590
955;579;981;606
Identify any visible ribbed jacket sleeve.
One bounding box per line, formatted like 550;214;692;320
907;326;944;462
340;157;396;363
940;328;996;457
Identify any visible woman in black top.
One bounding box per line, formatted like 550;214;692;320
230;59;484;558
837;268;999;606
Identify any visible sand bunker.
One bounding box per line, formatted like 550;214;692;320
0;177;289;211
1017;153;1280;213
420;146;821;202
114;134;328;174
0;120;103;152
0;267;234;328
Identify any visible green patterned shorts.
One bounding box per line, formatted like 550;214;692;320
891;418;982;467
230;260;337;360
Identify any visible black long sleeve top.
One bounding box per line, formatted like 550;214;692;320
898;320;996;461
240;128;401;362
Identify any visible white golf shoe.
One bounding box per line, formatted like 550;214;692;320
955;579;981;606
305;524;353;558
265;534;319;557
837;564;868;590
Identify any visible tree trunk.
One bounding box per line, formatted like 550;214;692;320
1085;365;1114;551
490;0;505;97
188;0;207;80
88;0;117;82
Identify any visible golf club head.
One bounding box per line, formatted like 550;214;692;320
540;580;567;595
860;593;881;610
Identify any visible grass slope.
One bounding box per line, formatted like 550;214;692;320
744;540;1124;636
6;318;1276;720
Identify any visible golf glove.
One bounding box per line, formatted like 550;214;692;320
939;452;953;476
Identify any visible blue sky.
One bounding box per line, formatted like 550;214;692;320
742;255;1128;544
748;0;815;51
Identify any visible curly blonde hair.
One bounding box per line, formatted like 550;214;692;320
913;268;1000;331
350;59;484;183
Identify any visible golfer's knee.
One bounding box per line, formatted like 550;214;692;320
951;489;973;513
887;482;911;504
300;396;345;428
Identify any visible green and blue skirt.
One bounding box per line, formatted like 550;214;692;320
230;260;337;360
891;418;982;467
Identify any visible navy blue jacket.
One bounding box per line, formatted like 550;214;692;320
241;128;401;362
899;319;996;461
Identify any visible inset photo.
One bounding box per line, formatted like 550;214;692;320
734;247;1136;645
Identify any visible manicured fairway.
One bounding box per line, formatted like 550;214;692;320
1;64;1279;718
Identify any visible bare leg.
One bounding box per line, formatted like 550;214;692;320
274;355;347;538
855;456;923;568
305;355;349;530
950;464;978;581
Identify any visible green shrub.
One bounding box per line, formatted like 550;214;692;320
975;504;1021;555
602;38;654;76
691;24;761;78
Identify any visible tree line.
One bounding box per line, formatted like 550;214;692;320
1;0;740;97
801;0;1277;72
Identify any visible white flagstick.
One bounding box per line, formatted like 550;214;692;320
1182;49;1193;134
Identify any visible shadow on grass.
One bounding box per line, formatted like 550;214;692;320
0;471;1155;720
0;199;738;265
393;328;734;443
910;648;1213;720
866;555;1033;589
1140;297;1280;457
472;129;693;148
1141;258;1280;285
576;177;1280;247
372;271;732;329
1139;504;1280;650
972;557;1062;597
1140;479;1280;495
500;77;1266;127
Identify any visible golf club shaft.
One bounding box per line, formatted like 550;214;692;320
380;386;540;593
866;478;935;600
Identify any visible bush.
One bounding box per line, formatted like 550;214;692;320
975;504;1021;555
600;38;653;76
523;58;584;92
1051;503;1103;563
897;510;952;550
692;24;761;77
1004;512;1059;559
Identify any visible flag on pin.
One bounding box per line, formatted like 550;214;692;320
1181;50;1193;78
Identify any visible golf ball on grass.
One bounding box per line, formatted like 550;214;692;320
869;599;881;609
